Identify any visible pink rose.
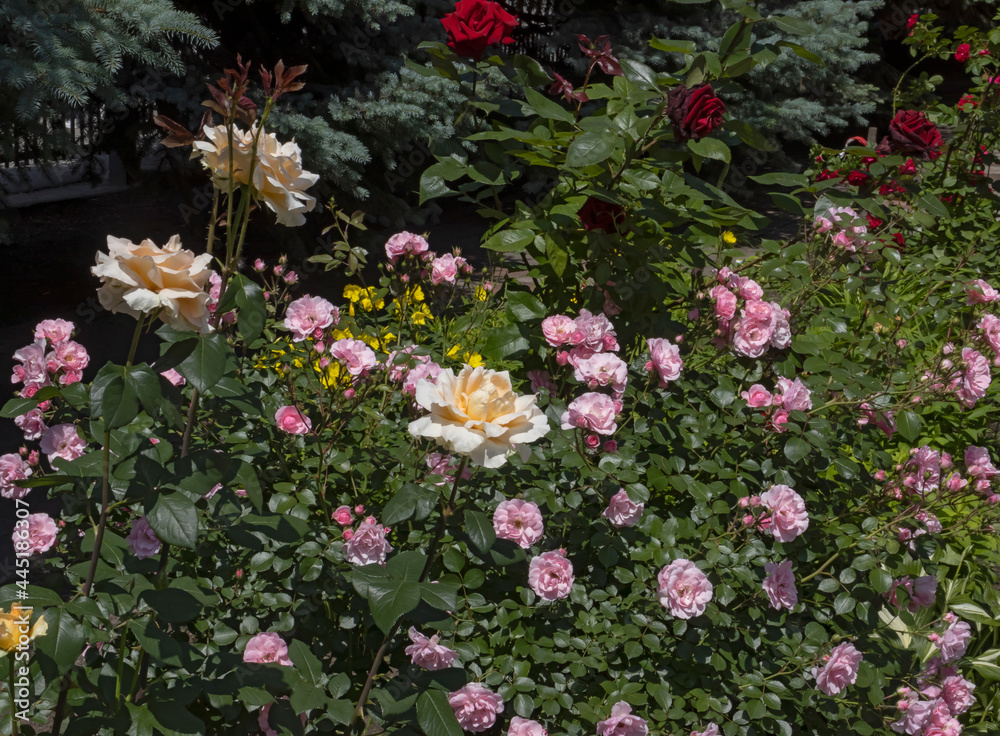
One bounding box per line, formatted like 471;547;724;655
274;405;312;435
493;499;544;549
732;312;774;358
769;303;792;349
12;342;50;390
657;559;713;619
243;632;293;666
691;726;720;736
387;345;429;381
560;392;618;435
127;516;161;559
449;683;504;733
160;368;186;387
573;309;619;352
910;575;937;609
978;313;1000;356
403;361;442;398
431;253;460;285
54;340;89;372
528;549;574;600
941;675;975;714
508;717;547;736
343;517;392;565
541;315;577;347
332;505;354;525
710;285;737;322
34;318;74;345
741;384;773;408
602;489;643;528
284;295;339;341
573;352;628;395
330;338;378;377
596;701;648;736
938;620;971;663
965;445;999;479
40;424;87;464
815;642;862;696
0;453;32;499
956;347;991;407
14;409;47;441
404;627;458;670
646;338;682;387
12;513;58;556
759;484;809;543
385;231;430;263
257;701;307;736
762;560;798;610
776;376;812;412
966;279;999;304
731;275;764;301
527;369;556;393
770;408;789;432
425;452;472;486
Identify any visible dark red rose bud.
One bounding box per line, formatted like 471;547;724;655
817;169;841;181
578;197;626;234
886;110;943;159
667;83;725;142
899;158;917;175
441;0;518;61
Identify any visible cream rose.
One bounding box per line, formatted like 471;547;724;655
408;365;550;468
194;124;319;227
91;235;215;333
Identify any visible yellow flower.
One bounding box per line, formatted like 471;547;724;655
331;327;354;340
411;303;433;325
314;359;344;389
409;285;425;303
475;287;489;302
447;345;461;359
722;231;737;244
465;352;484;368
0;603;47;655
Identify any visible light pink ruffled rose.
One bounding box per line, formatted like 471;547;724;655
12;342;51;391
15;409;47;441
759;484;809;543
966;278;999;304
343;517;392;565
508;717;547;736
425;452;472;486
646;338;682;387
330;338;378;377
40;424;87;464
741;384;773;407
938;620;971;663
596;701;648;736
54;340;89;373
657;559;713;619
387;345;429;381
602;489;644;528
528;549;574;600
573;309;619;352
160;368;186;387
979;313;1000;357
762;560;798;610
814;641;862;696
493;499;544;549
941;675;975;714
710;285;737;322
404;627;458;670
402;361;442;398
730;274;764;301
574;352;628;394
274;405;312;435
966;445;999;479
34;319;74;345
127;516;161;559
541;315;577;347
243;632;293;666
0;453;32;500
776;376;812;412
284;295;339;341
560;392;618;435
385;231;430;263
430;253;461;285
12;513;58;556
956;347;991;406
449;683;504;733
732;309;774;358
691;725;720;736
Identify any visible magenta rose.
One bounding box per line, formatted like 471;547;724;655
343;517;393;565
0;453;32;499
284;295;338;341
657;558;713;619
578;196;626;234
596;701;648;736
243;632;293;666
493;499;544;549
666;83;725;142
440;0;518;62
404;627;459;670
127;516;161;559
560;392;619;435
759;484;809;543
602;489;644;528
384;231;430;263
448;682;504;732
528;549;574;600
885;110;943;159
274;405;312;435
508;717;547;736
646;338;682;387
12;513;58;556
814;641;862;696
40;423;88;465
762;560;798;610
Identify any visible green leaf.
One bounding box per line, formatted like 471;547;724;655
126;703;158;736
382;483;439;525
768;15;814;35
140;587;203;623
915;193;949;218
178;333;230;393
749;172;808;187
386;551;428;582
91;364;138;429
949;602;996;626
147;492;198;549
523;87;575;124
650;37;697;54
482;229;534;253
147;701;205;736
897;410;922;443
418;690;464;736
124;364;162;417
368;580;421;633
34;607;85;670
465;510;496;554
783;437;811;462
687;137;731;163
420;582;459;612
566;132;618;168
229;274;267;344
288;640;325;686
868;568;893;594
0;398;36;419
506;291;548;321
482;325;530;361
290;682;329;714
546;237;568;278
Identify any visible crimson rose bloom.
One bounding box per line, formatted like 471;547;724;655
440;0;518;61
578;197;626;233
885;110;943;159
666;83;725;142
955;43;971;62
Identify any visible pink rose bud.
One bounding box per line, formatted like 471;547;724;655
263;291;270;300
401;273;410;283
319;357;331;368
585;434;600;449
603;441;617;453
236;569;243;578
928;633;940;642
644;360;654;372
355;505;365;515
149;438;160;445
896;339;907;348
279;255;288;265
742;514;755;526
897;701;909;711
943;342;954;354
342;529;354;541
898;687;911;696
284;271;299;285
674;334;684;343
37;401;51;411
943;612;956;623
737;497;750;508
254;259;266;271
344;389;356;399
332;506;354;525
18;446;28;457
314;341;326;354
556;351;570;366
27;450;39;466
874;470;886;481
749;495;761;507
273;264;284;276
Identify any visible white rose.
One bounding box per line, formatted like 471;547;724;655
408;365;550;469
91;234;215;333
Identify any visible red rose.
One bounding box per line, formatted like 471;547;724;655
899;158;917;175
885;110;943;159
892;233;905;247
845;170;872;186
440;0;518;61
866;214;883;229
956;44;971;62
817;169;841;181
667;83;725;142
957;94;979;112
979;49;991;57
578;197;626;234
907;14;919;31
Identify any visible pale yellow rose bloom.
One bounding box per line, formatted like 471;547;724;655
0;603;47;655
408;365;550;468
92;235;215;333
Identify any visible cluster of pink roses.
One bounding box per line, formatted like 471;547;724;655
11;319;90;396
740;375;813;432
388;345;442;398
283;294;339;342
969;279;1000;367
384;231;471;285
0;452;33;499
892;613;975;736
814;205;869;252
342;516;393;566
739;484;810;543
709;268;791;358
891;444;998;504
